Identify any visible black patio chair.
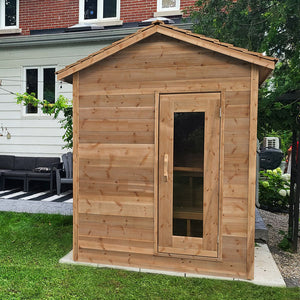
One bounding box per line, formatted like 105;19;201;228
56;152;73;195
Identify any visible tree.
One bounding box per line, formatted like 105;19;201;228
188;0;300;251
188;0;300;133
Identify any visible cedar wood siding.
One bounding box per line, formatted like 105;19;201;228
73;33;256;279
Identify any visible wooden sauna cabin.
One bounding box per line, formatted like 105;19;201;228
57;21;276;279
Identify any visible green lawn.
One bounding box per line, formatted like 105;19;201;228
0;212;299;299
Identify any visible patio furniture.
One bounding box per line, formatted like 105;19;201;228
56;152;73;195
0;155;60;192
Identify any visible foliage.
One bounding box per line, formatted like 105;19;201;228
259;168;290;212
278;230;292;252
188;0;270;52
188;0;300;133
0;212;300;299
16;92;73;149
60;106;73;150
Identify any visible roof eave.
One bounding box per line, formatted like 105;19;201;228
259;65;276;86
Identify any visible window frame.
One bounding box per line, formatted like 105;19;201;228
0;0;19;29
79;0;120;23
157;0;180;12
22;66;57;117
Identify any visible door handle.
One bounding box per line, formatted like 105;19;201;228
164;154;168;182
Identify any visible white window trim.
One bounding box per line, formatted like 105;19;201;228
22;66;58;117
0;0;19;29
79;0;120;24
157;0;180;12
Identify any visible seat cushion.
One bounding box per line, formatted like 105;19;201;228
36;157;60;168
14;157;36;171
3;170;28;177
27;171;51;178
0;169;12;173
0;155;15;170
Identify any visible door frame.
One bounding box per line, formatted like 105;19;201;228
153;91;225;260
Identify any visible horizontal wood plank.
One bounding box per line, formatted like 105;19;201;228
79;165;153;183
79;184;153;198
97;52;240;71
78;198;154;218
225;105;249;118
77;193;153;203
222;236;247;260
79;180;154;196
222;216;248;237
79;144;154;168
223;198;248;218
79;107;155;120
81;64;250;84
224;169;248;185
224;133;250;145
77;248;247;278
79;94;155;108
79;77;251;96
79;236;154;254
79;213;153;226
79;119;154;132
224;117;250;133
79;131;154;144
223;183;248;199
224;142;249;157
225;91;250;106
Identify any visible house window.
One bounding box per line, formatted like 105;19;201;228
0;0;19;29
157;0;180;11
25;67;56;114
80;0;120;22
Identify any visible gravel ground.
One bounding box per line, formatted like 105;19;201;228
259;209;300;287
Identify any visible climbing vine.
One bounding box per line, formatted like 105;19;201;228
16;93;73;149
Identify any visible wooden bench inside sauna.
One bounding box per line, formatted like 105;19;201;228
57;21;276;279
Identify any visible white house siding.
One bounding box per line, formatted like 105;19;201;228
0;34;111;157
0;24;192;158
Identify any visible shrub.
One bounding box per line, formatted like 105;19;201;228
259;168;290;212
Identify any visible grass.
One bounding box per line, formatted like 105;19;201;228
0;212;299;299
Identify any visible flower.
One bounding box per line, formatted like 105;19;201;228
262;181;269;188
279;189;287;197
281;173;290;181
276;167;282;174
273;169;278;174
267;169;273;174
283;184;289;189
287;190;290;196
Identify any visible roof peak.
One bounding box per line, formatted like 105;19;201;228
151;20;165;26
57;22;276;84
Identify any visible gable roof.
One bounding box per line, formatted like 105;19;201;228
57;20;277;84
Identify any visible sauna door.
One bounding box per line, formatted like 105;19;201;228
158;93;221;257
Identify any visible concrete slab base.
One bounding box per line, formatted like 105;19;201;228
255;208;268;243
0;199;73;215
59;243;285;287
